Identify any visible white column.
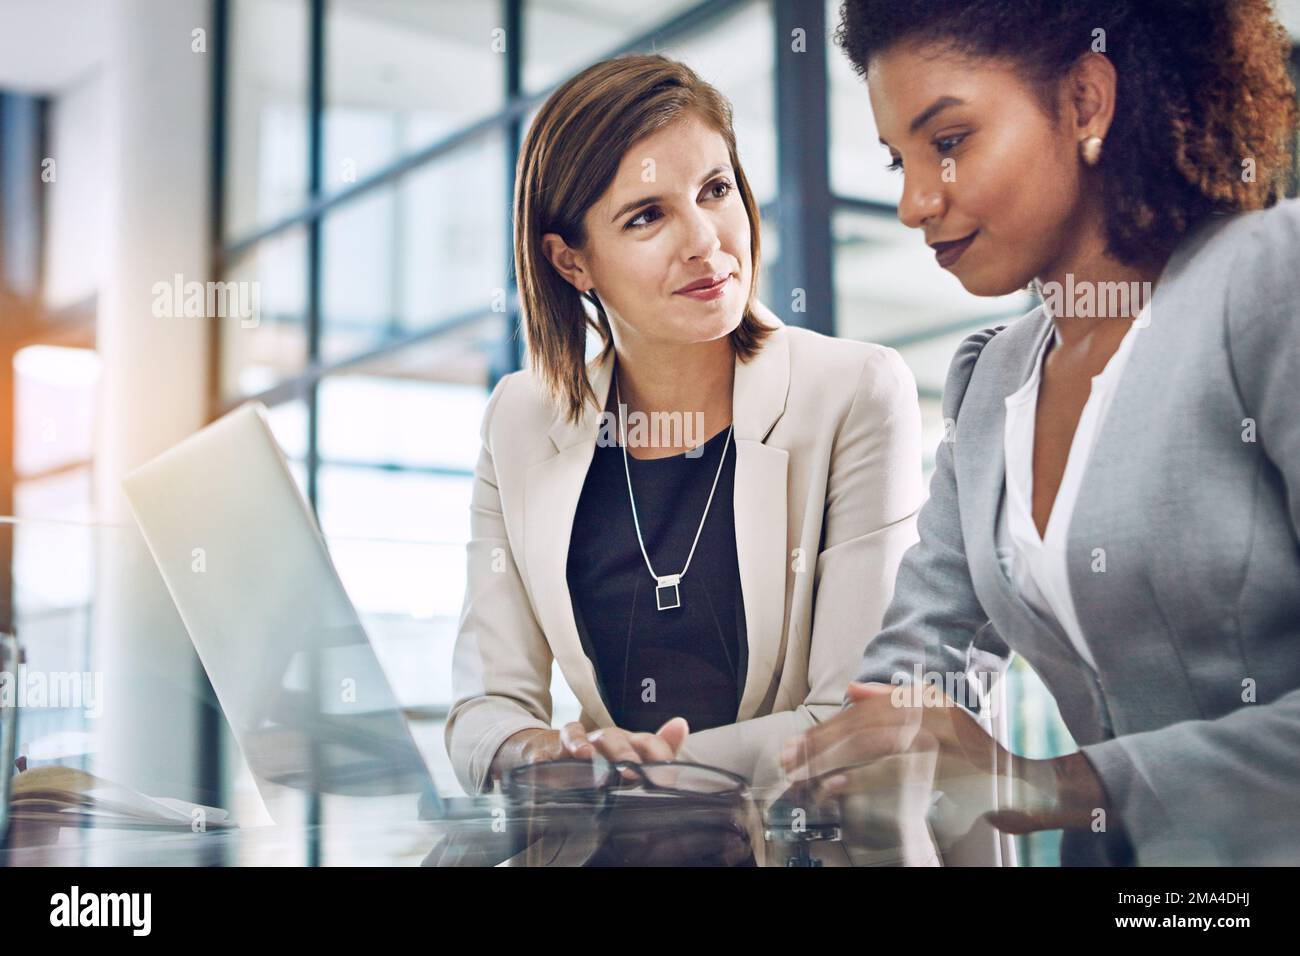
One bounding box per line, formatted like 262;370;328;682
92;0;213;800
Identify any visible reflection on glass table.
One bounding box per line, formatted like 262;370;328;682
0;513;937;867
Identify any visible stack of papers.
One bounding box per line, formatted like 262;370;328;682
8;765;235;831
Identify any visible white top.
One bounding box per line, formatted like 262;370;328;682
995;308;1147;671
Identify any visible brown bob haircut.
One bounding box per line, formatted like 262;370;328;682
513;53;773;424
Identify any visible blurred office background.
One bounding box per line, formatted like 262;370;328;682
0;0;1297;864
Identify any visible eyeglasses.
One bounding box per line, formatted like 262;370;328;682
503;759;756;867
504;758;747;804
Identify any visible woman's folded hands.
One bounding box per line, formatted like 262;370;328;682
494;717;692;785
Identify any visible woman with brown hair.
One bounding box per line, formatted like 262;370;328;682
785;0;1300;865
445;54;925;798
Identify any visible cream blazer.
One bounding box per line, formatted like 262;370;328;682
445;304;925;795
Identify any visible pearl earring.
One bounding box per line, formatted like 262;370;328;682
1080;135;1104;167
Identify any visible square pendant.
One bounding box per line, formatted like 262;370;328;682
655;575;681;611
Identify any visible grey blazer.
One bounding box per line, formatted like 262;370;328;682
856;198;1300;866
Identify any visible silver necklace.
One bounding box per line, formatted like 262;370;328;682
615;374;733;611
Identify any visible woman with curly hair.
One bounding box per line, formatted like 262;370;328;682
783;0;1300;865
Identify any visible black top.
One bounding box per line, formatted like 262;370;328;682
566;424;747;734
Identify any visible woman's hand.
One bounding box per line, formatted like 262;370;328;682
492;717;691;784
781;681;1006;782
779;681;1060;835
559;717;690;765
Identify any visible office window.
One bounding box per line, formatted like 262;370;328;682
223;0;310;240
317;363;487;470
219;226;310;401
395;136;509;337
523;0;703;92
319;136;507;363
314;336;488;704
322;0;505;192
319;185;401;361
825;0;901;206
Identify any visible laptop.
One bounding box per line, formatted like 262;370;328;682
121;402;495;823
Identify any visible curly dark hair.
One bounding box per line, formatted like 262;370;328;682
835;0;1298;267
